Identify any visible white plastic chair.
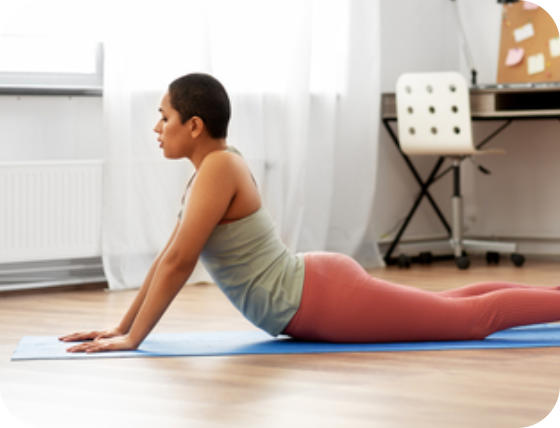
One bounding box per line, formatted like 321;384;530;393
395;71;523;269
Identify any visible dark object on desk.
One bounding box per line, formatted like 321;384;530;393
379;76;560;269
495;90;560;111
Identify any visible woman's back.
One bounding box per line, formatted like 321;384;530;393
201;206;305;336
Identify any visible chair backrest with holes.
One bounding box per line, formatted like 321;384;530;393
395;71;475;155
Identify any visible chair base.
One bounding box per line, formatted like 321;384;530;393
452;238;520;269
456;238;517;254
388;237;524;270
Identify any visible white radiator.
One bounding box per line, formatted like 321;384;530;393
0;160;103;264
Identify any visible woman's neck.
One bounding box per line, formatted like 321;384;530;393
190;138;228;169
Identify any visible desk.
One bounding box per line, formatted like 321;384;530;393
381;86;560;266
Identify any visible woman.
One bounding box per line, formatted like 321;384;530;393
60;73;560;353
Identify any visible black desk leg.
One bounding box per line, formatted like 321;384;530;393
383;157;449;264
382;119;452;264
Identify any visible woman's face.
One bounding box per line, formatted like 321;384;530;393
153;92;192;159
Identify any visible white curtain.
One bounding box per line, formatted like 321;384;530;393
101;0;383;290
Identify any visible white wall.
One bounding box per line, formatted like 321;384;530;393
373;0;560;257
373;0;460;246
380;0;459;92
1;0;558;260
456;0;501;85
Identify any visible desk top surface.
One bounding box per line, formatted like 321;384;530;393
382;85;560;120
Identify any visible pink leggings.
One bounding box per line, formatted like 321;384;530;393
283;252;560;342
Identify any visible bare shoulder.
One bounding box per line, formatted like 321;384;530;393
198;149;250;181
203;148;245;165
197;149;260;219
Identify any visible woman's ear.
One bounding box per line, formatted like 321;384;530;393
190;116;205;138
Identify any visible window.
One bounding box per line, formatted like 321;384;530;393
0;35;103;95
207;0;349;94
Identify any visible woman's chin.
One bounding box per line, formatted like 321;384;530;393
162;150;180;160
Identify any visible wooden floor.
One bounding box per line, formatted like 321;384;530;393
1;258;560;428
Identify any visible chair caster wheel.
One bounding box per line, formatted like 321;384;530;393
486;251;500;265
397;254;411;269
455;255;470;270
511;253;525;267
418;251;433;265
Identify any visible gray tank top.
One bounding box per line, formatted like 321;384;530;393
200;208;305;336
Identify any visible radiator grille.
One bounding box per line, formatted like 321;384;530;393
0;160;103;263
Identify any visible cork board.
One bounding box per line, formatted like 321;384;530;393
497;1;559;83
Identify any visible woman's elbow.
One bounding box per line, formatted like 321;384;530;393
161;250;198;276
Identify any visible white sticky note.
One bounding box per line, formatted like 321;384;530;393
527;53;545;75
514;22;535;42
550;37;560;58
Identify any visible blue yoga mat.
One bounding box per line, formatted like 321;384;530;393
11;323;560;361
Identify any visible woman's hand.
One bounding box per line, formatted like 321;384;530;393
64;334;139;354
58;327;124;343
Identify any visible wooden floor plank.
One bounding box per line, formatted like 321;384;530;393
1;258;559;427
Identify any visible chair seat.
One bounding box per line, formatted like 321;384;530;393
437;147;506;157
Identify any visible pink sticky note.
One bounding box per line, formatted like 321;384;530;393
505;47;525;66
523;2;539;10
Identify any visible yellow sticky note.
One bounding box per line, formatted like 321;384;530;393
550;37;560;58
527;53;545;75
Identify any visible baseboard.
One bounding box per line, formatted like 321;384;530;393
0;257;106;292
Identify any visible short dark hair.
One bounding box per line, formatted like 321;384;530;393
168;73;231;139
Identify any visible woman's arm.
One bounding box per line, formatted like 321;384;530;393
115;220;182;334
65;151;240;353
60;220;181;343
124;257;197;348
66;253;197;353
